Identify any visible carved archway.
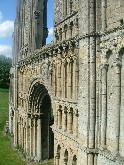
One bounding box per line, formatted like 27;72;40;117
28;82;54;161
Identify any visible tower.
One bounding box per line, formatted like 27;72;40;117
13;0;48;64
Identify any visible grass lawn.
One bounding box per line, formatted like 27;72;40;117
0;88;25;165
0;88;54;165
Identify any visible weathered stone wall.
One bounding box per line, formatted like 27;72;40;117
98;27;124;164
9;0;124;164
106;0;124;30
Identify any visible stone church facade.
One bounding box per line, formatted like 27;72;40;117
9;0;124;164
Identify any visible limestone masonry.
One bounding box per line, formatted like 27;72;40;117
9;0;124;164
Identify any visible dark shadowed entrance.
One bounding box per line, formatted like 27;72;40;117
29;83;54;161
41;94;54;160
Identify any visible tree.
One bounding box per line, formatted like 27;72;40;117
0;54;12;89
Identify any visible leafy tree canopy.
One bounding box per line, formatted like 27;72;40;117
0;54;12;89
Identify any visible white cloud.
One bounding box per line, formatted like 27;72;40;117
0;20;14;38
48;27;53;36
0;45;12;58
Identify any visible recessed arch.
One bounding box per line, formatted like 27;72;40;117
119;47;124;60
106;49;112;61
28;82;54;160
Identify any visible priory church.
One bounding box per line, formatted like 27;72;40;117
9;0;124;164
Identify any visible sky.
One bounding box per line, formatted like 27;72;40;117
0;0;54;58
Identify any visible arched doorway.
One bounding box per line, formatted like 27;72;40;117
28;83;54;161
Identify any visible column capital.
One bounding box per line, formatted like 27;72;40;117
74;18;78;27
100;63;109;70
58;108;62;112
113;59;122;68
68;23;72;30
64;109;67;113
69;110;73;114
75;111;79;117
55;153;60;159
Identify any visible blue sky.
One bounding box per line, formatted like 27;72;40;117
0;0;54;57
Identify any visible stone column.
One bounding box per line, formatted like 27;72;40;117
62;27;65;40
102;0;107;31
61;61;64;98
73;59;76;99
19;119;22;146
13;110;18;147
21;120;23;147
68;110;73;133
68;59;72;98
22;125;24;148
23;72;25;92
24;126;27;152
88;0;96;164
65;61;68;98
30;118;32;157
33;118;36;157
63;60;66;98
74;18;78;36
67;60;70;98
52;65;56;96
55;154;60;165
23;126;25;151
63;0;66;15
37;116;42;161
55;105;58;129
57;63;61;97
25;117;29;153
59;29;62;41
67;0;71;15
101;63;108;148
56;64;59;97
55;66;57;96
65;0;68;15
63;108;67;131
75;110;78;137
75;61;78;99
113;60;121;152
20;72;23;91
67;24;72;39
18;121;21;145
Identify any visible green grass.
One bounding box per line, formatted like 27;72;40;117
0;88;9;131
0;88;54;165
0;88;25;165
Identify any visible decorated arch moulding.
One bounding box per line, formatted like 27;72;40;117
19;66;25;73
27;77;51;99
